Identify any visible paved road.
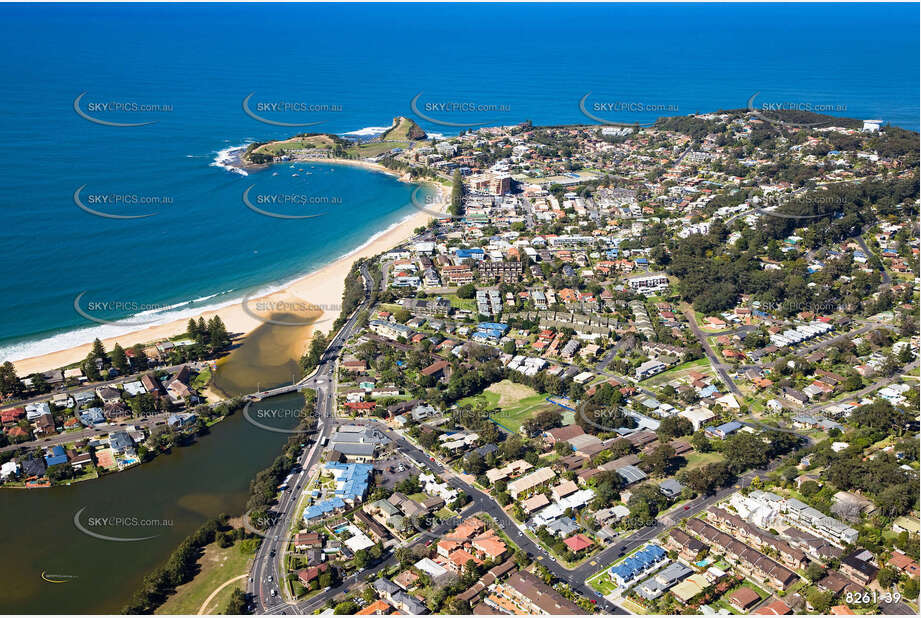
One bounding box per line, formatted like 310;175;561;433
853;235;891;285
1;362;192;410
681;304;743;396
879;600;916;615
806;359;919;414
250;265;375;614
0;411;174;454
363;422;779;614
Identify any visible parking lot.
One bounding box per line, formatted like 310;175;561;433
372;454;415;489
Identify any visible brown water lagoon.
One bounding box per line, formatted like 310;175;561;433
0;311;320;613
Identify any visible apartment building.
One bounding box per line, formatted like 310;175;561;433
783;498;859;546
685;518;799;591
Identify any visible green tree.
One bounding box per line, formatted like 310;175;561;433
91;338;107;362
878;566;900;589
111;343;128;373
334;601;358;615
207;316;230;349
901;577;919;600
457;283;476;299
223;588;248;614
0;361;24;397
805;562;825;582
450;169;465;216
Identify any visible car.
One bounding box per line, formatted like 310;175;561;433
267;575;273;582
683;505;690;510
271;589;277;597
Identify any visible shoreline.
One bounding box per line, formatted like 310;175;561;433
12;161;447;377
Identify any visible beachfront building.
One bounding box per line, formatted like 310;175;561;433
369;320;413;341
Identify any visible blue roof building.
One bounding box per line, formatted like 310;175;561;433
699;385;719;398
44;445;68;467
324;462;374;503
705;421;743;439
303;498;346;522
609;544;667;587
455;248;485;260
478;322;509;333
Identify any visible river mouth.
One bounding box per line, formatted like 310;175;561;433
211;309;322;397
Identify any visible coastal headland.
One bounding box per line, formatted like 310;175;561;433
12;117;447;377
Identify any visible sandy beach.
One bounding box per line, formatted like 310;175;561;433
13;164;446;377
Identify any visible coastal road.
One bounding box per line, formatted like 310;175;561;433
1;361;193;410
250;264;375;614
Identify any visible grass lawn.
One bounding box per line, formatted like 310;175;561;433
68;465;99;484
458;390;501;410
644;358;712;386
620;598;648;614
156;541;253;615
191;368;211;391
490;393;558;434
461;380;559;434
249;134;335;157
408;492;428;504
587;566;618;595
682;450;725;470
445;294;477;312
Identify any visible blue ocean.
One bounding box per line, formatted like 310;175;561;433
0;2;918;363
